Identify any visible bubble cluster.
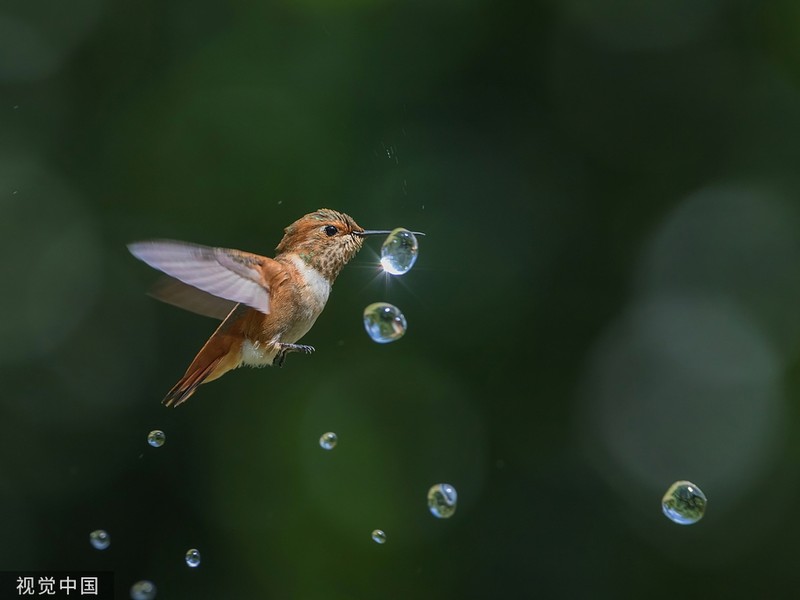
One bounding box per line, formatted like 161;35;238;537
147;430;165;448
319;432;338;450
662;480;707;525
363;303;407;343
427;483;458;519
89;529;110;550
380;228;419;275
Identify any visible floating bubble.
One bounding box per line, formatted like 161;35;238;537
363;303;407;343
427;483;458;519
130;580;156;600
147;430;165;448
662;480;707;525
89;529;110;550
319;432;338;450
371;529;387;544
185;548;201;568
380;228;419;275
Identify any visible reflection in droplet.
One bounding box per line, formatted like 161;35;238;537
662;480;707;525
130;580;156;600
371;529;387;544
89;529;110;550
147;430;165;448
185;548;201;568
380;228;418;275
427;483;458;519
363;303;407;343
319;432;338;450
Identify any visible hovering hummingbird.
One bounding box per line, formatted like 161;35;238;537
129;208;417;407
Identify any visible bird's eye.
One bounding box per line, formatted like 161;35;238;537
324;225;338;236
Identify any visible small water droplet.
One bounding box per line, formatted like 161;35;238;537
130;580;156;600
319;432;338;450
371;529;387;544
363;303;407;343
12;190;18;195
147;430;165;448
427;483;457;519
185;548;201;567
89;529;110;550
12;105;19;110
662;480;707;525
380;228;419;275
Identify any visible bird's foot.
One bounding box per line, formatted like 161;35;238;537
274;343;315;368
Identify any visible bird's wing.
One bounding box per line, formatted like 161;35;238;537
148;275;238;320
128;240;288;314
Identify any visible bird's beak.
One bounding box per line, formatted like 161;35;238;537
354;229;426;237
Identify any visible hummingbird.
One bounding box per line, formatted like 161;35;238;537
129;208;416;407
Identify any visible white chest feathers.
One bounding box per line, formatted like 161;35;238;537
289;254;331;310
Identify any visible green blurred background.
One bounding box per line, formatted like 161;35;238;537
4;0;800;598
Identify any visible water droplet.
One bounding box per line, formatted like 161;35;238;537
662;480;707;525
363;303;407;343
147;430;165;448
130;580;156;600
380;228;419;275
371;529;387;544
185;548;201;568
319;432;338;450
427;483;457;519
89;529;110;550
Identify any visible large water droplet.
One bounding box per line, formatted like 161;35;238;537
130;580;156;600
319;432;338;450
427;483;458;518
662;480;707;525
380;228;419;275
185;548;201;568
363;303;407;343
147;430;165;448
89;529;110;550
371;529;387;544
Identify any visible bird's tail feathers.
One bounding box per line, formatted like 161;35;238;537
162;305;245;407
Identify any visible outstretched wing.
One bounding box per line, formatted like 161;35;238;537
128;240;288;314
148;275;238;320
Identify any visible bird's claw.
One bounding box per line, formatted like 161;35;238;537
274;343;315;367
